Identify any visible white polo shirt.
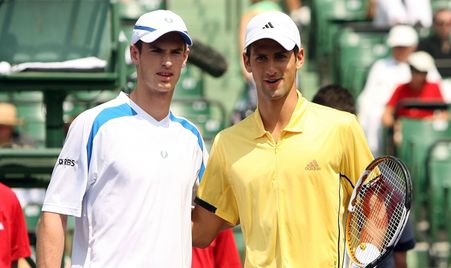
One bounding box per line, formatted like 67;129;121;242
42;92;208;268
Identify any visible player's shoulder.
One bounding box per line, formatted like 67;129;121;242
169;113;204;140
70;93;128;126
221;112;256;137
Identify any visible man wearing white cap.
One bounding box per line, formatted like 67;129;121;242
382;51;446;127
37;10;208;268
357;25;441;157
192;11;373;267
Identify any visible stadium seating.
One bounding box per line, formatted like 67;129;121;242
432;0;451;11
0;0;127;147
171;97;227;148
332;25;389;97
0;147;59;188
310;0;369;60
425;139;451;244
174;65;205;99
397;118;451;224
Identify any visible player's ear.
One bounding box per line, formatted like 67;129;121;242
295;47;304;70
243;51;251;73
183;47;190;67
130;44;140;65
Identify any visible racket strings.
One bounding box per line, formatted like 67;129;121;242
347;159;408;265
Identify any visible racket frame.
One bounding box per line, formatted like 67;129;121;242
344;156;412;268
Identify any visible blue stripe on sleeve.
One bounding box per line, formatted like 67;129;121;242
86;104;137;169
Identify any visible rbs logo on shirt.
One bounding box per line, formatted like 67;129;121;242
58;158;76;167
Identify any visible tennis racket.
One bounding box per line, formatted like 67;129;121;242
343;156;412;268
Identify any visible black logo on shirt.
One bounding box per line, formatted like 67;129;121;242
58;158;76;167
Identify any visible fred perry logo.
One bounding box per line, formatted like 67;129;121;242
160;150;168;159
165;17;173;23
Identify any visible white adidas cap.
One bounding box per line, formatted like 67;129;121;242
131;10;192;46
244;11;301;51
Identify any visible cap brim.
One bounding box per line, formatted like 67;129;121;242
139;30;193;46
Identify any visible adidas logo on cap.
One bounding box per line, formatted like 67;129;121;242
262;22;274;29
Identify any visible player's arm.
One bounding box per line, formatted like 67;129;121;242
36;211;67;268
192;205;233;248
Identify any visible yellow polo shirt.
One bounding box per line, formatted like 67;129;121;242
196;92;373;267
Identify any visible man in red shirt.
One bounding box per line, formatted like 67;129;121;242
0;182;31;268
382;51;446;127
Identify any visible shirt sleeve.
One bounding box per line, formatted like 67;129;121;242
42;113;91;217
196;133;239;225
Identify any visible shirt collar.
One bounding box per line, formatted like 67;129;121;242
249;90;307;139
119;91;170;126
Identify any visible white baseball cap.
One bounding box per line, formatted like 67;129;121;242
386;25;418;48
407;51;436;72
244;11;301;51
131;10;192;46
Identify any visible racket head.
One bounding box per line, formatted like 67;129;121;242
345;156;412;267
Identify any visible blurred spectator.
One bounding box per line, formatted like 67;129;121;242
0;102;45;208
0;182;32;268
383;51;446;126
281;0;310;26
357;25;441;156
192;229;242;268
367;0;432;28
312;84;416;268
382;52;447;148
0;102;24;148
418;8;451;78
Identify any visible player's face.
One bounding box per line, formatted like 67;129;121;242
131;32;189;96
243;39;303;102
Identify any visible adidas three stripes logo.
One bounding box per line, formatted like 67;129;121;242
262;22;274;29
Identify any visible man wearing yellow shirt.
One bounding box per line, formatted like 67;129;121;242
192;11;373;267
